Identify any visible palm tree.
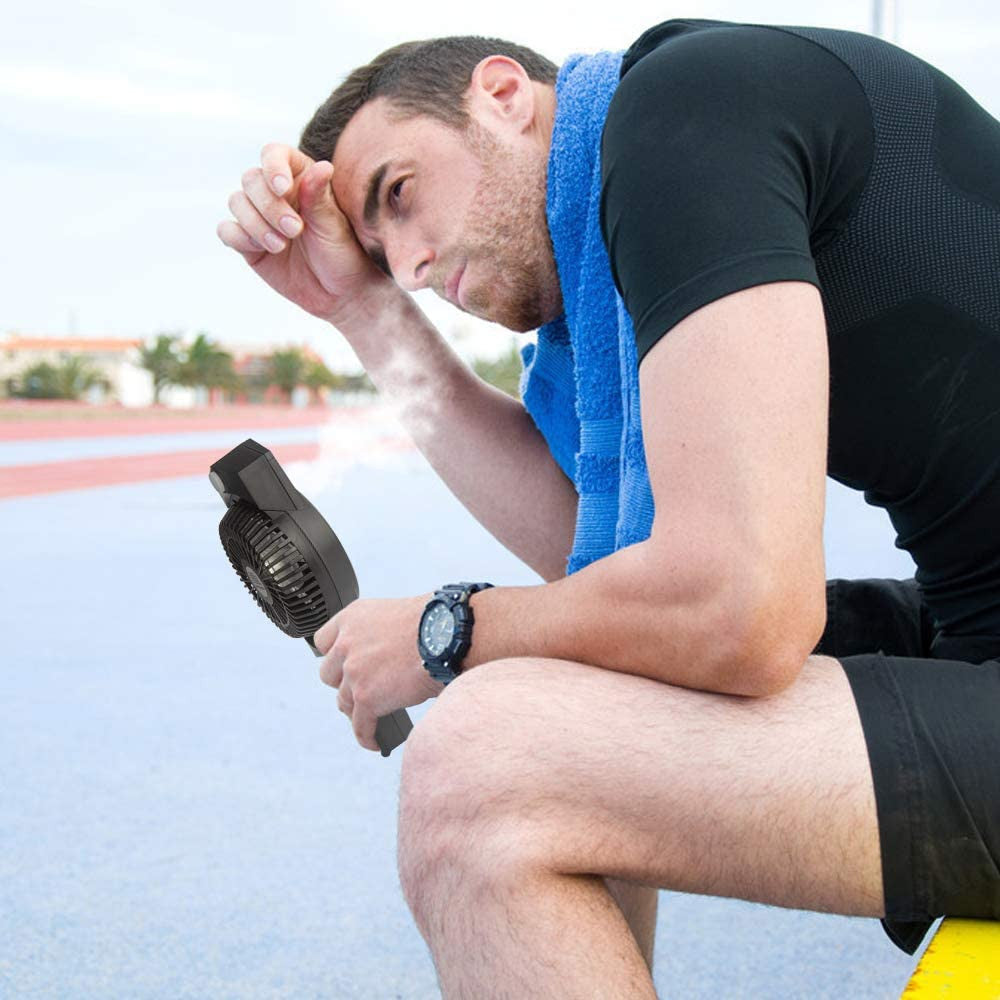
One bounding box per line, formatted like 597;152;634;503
178;332;241;403
14;361;61;399
139;334;183;405
269;348;307;403
302;358;342;404
12;357;111;400
52;356;112;400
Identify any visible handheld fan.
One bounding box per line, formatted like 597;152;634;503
209;438;413;757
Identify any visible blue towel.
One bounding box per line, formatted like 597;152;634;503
519;51;655;576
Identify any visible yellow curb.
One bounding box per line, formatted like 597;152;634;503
902;919;1000;998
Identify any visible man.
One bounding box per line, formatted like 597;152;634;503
217;19;1000;997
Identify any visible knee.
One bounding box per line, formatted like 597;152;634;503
399;658;539;821
396;660;538;906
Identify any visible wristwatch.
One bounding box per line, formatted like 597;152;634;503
418;582;494;685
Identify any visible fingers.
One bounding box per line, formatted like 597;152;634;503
316;618;342;688
219;142;330;263
216;219;265;262
237;169;303;250
218;143;309;260
261;142;314;198
351;705;380;753
314;615;336;656
219;144;347;268
320;649;343;689
336;681;378;752
336;685;353;714
218;183;290;259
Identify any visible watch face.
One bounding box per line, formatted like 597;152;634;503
421;602;456;657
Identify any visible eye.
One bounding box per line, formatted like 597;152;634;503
389;178;406;207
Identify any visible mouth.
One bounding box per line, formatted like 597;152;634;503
443;264;466;307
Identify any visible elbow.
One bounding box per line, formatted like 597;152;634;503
708;576;827;699
730;640;813;698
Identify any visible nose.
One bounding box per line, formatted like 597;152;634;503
386;235;435;292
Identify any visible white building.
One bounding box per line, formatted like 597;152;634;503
0;333;362;408
0;333;153;406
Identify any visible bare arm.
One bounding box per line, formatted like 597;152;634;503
462;281;829;697
336;283;577;583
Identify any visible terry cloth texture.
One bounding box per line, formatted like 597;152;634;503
518;52;655;577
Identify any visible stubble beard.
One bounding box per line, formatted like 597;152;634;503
455;124;563;332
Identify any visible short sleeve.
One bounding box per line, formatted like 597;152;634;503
599;23;871;365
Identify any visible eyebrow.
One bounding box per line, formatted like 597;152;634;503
363;161;390;227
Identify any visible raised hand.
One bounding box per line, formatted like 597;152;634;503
217;143;393;326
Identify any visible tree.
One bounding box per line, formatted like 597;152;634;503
139;333;183;404
341;371;376;394
472;342;526;400
13;361;61;399
178;332;241;400
52;355;112;400
11;357;111;400
269;347;307;403
302;357;343;403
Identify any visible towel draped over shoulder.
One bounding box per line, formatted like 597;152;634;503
519;51;656;576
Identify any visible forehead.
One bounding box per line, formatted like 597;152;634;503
335;98;410;166
332;99;462;222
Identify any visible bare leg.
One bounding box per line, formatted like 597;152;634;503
396;655;881;999
605;878;657;973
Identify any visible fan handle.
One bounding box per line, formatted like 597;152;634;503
305;637;413;757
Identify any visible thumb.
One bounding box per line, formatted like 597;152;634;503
297;161;358;246
297;160;338;221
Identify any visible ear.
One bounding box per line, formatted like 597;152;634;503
466;55;535;132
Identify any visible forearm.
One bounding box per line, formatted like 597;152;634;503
460;538;803;696
334;284;577;583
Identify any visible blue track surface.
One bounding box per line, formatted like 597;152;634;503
0;417;925;998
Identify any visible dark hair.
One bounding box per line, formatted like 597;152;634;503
299;36;559;162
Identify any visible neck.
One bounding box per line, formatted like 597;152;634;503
531;82;558;158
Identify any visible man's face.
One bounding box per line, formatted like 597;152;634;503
332;96;563;332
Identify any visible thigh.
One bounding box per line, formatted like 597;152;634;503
401;654;884;918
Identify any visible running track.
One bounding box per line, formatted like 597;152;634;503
0;403;414;499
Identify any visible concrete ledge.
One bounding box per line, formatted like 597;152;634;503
902;918;1000;997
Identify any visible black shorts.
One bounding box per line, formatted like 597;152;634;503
816;578;1000;954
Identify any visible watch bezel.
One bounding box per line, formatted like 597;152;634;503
417;583;492;683
419;601;457;657
417;594;474;665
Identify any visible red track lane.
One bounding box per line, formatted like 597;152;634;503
0;406;360;442
1;436;417;500
0;442;322;499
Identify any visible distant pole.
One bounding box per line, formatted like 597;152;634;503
872;0;899;41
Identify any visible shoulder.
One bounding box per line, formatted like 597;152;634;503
620;18;800;72
605;20;854;143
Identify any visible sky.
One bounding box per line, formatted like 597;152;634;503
2;0;998;374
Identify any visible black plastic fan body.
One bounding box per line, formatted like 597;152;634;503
210;438;412;757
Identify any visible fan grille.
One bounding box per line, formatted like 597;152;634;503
219;500;329;637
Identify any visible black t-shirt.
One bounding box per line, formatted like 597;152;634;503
600;19;1000;638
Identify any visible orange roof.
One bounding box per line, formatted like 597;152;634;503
230;344;327;365
3;336;327;362
3;337;143;352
